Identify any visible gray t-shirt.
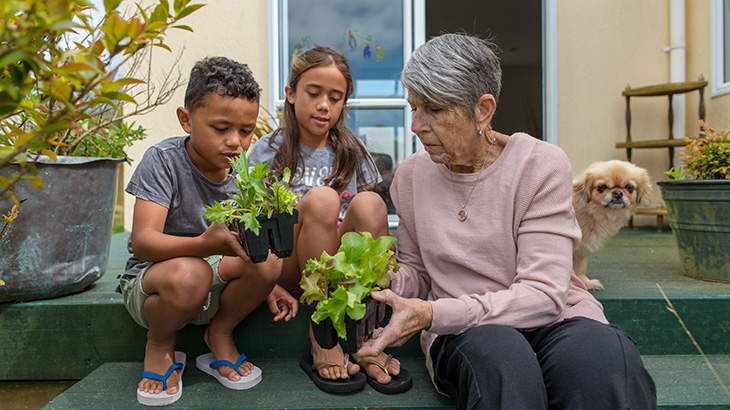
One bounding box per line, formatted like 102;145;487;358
123;136;237;276
248;132;382;220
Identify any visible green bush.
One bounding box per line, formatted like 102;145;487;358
666;120;730;180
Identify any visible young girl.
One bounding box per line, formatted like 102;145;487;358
248;47;411;394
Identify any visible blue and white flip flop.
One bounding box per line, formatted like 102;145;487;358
195;352;262;390
137;351;186;406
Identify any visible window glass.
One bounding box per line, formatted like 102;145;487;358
713;0;730;95
282;0;404;99
346;108;405;214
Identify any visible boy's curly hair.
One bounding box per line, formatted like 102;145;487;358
184;56;261;111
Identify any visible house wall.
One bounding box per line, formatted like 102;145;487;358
557;0;671;215
556;0;730;225
122;1;730;230
122;1;269;230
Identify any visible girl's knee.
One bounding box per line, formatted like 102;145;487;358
299;187;340;222
349;191;387;216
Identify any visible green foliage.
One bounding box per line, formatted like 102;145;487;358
65;120;146;160
0;0;203;205
300;232;399;339
204;148;301;235
670;121;730;180
664;166;691;181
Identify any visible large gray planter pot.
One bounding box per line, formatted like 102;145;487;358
657;180;730;283
0;156;123;302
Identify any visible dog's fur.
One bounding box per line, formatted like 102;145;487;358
572;160;651;290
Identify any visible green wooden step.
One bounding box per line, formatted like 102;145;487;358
4;228;730;380
42;357;454;410
41;355;730;409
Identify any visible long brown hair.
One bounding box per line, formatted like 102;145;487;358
270;46;377;191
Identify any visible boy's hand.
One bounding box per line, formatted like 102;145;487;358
201;221;251;262
266;284;298;322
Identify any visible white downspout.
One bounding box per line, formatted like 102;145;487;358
667;0;686;166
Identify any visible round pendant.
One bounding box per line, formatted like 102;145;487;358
458;209;468;221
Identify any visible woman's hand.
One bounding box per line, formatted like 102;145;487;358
266;284;299;322
356;289;433;357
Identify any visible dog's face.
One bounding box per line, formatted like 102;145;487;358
573;160;651;211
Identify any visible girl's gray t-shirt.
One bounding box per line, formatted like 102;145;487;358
248;132;382;220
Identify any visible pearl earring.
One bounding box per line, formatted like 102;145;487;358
478;129;483;137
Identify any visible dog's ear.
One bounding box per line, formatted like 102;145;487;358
573;174;593;207
634;169;652;206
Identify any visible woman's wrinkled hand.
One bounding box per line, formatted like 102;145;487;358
355;289;433;358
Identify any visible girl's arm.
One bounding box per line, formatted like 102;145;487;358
130;198;249;262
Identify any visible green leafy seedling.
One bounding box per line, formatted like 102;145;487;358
300;231;399;339
204;147;300;235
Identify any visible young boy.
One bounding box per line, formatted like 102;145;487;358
119;57;298;406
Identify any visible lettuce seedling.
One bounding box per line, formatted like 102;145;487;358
300;231;399;339
204;147;301;235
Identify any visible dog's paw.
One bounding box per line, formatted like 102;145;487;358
586;279;604;291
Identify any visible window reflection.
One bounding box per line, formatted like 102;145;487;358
347;108;404;214
283;0;404;99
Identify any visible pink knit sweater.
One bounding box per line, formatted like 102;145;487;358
390;133;607;381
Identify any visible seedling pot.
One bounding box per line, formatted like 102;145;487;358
303;298;386;353
339;298;387;354
302;302;338;349
238;209;299;263
270;209;298;258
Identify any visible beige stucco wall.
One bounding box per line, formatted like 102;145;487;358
556;0;730;225
121;1;730;231
122;1;269;230
557;1;670;212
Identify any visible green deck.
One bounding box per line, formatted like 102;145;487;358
1;227;729;408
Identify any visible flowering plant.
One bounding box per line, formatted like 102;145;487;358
666;121;730;180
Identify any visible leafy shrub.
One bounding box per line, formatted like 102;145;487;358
666;121;730;180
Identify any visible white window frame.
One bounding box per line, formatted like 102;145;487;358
712;0;730;96
268;0;422;227
543;0;558;145
267;0;419;161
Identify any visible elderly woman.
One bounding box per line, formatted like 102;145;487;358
357;34;657;410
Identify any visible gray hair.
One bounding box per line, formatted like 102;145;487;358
401;33;502;120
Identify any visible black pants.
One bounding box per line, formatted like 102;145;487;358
430;317;657;410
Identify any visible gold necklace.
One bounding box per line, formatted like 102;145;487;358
448;132;497;222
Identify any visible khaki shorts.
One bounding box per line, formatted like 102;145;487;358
119;255;227;329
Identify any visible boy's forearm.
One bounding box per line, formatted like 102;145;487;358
131;230;212;262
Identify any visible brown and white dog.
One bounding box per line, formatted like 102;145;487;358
572;160;651;290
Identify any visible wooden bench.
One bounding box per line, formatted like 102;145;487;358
617;79;706;231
